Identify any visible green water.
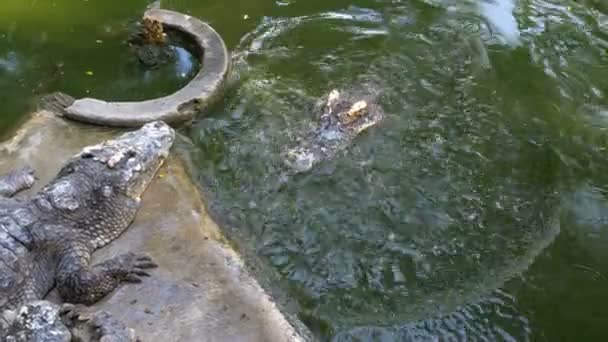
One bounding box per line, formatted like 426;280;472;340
2;0;608;340
0;0;197;133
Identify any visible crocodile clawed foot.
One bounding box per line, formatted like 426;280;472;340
17;166;37;188
115;253;158;283
59;302;89;328
9;166;37;190
61;304;136;342
0;166;37;197
88;311;137;342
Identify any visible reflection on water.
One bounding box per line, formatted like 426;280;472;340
174;46;194;77
0;51;18;73
479;0;520;45
141;45;197;83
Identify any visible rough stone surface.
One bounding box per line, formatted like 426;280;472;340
2;301;71;342
62;9;230;127
0;111;307;342
2;300;138;342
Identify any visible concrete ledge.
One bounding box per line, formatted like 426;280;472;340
0;112;309;341
62;9;230;127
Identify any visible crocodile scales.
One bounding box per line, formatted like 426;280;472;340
0;121;175;341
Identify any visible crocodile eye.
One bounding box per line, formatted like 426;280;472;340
125;157;142;172
58;165;75;177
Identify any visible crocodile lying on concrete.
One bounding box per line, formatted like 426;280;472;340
0;121;175;341
283;89;385;173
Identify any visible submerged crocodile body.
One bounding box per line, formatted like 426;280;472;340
0;121;175;341
283;89;385;173
128;17;175;69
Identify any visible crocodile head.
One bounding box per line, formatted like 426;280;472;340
283;90;384;173
77;120;175;200
39;121;175;215
29;121;175;246
323;89;384;134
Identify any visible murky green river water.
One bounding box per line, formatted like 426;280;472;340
2;0;608;340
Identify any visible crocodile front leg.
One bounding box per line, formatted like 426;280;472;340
55;242;157;305
0;167;36;198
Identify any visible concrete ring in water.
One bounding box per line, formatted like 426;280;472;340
60;9;230;127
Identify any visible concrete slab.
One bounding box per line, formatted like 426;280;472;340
0;112;308;342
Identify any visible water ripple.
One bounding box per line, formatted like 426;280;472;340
190;0;608;339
